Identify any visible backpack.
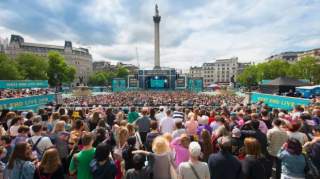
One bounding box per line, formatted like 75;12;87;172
28;137;43;159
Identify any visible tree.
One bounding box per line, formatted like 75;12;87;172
288;56;320;83
115;66;129;78
237;57;320;87
88;71;116;86
236;65;259;87
88;72;108;86
0;53;22;80
15;53;48;80
47;51;76;86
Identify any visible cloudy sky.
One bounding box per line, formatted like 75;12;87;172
0;0;320;69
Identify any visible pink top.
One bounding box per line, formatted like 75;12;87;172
259;120;268;134
185;120;198;136
170;137;190;166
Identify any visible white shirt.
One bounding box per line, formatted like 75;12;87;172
178;161;210;179
155;112;166;123
28;135;53;154
160;117;175;134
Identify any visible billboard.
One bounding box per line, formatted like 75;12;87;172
0;80;48;89
0;94;55;110
128;76;139;88
112;78;126;92
188;78;203;92
250;92;311;110
176;77;186;88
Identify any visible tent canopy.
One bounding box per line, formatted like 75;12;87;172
267;77;310;86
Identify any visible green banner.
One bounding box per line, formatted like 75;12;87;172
250;92;311;110
0;80;48;89
112;78;126;92
0;94;55;110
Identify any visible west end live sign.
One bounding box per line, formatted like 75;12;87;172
0;94;55;110
250;92;311;110
0;80;48;89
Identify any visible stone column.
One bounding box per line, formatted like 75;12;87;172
153;4;161;69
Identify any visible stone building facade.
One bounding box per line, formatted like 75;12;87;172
5;35;92;85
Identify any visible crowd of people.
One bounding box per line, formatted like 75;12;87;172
0;92;319;179
0;89;52;99
63;91;245;107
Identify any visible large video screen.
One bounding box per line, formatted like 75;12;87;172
151;79;164;88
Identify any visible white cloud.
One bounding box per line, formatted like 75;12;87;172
0;0;320;70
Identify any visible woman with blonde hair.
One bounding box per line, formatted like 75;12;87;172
114;127;129;179
163;132;173;143
134;136;175;179
116;111;125;123
50;121;69;173
34;148;64;179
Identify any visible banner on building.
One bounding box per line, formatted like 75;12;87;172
0;80;49;89
250;92;311;110
0;94;55;110
112;78;126;92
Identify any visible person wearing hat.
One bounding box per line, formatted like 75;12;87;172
208;136;243;179
178;141;210;179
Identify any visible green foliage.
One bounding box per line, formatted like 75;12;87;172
15;53;48;80
0;53;22;80
88;66;128;86
236;65;259;87
47;51;76;86
237;57;320;87
88;71;109;86
116;66;129;78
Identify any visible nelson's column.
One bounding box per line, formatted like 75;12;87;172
153;4;161;69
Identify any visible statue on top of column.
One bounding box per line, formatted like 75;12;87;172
155;4;159;16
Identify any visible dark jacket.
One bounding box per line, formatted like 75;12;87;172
90;159;117;179
308;141;320;170
125;167;151;179
208;151;243;179
241;155;267;179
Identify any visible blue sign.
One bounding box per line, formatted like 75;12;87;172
250;92;311;110
151;79;164;88
112;78;126;92
0;80;48;89
0;94;55;110
188;78;203;92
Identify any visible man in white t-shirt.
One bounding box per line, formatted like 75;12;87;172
178;141;210;179
160;110;175;134
28;123;53;157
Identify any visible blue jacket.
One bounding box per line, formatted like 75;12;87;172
277;150;306;178
5;159;35;179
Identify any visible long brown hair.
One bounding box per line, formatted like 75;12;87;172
8;142;32;169
201;129;213;160
244;137;261;158
39;148;61;174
